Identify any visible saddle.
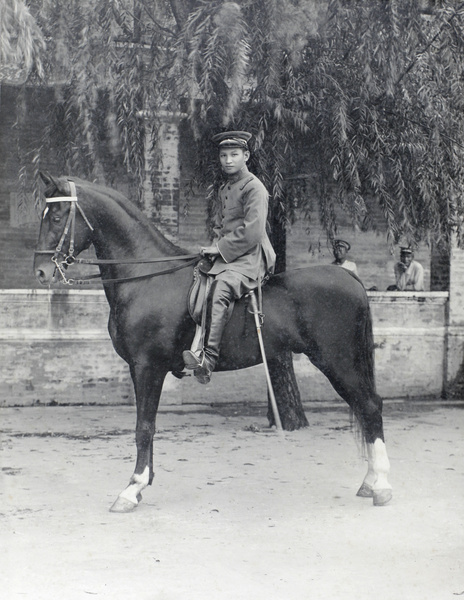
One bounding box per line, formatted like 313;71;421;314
187;256;270;325
187;257;214;325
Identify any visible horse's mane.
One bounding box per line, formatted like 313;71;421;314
77;178;188;256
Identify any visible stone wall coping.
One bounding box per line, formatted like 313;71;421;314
0;289;450;311
0;289;105;295
0;328;109;340
0;289;107;299
367;291;448;304
1;289;450;300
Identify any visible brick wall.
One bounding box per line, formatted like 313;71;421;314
177;120;212;251
142;113;181;238
0;290;134;405
0;289;449;406
431;243;450;291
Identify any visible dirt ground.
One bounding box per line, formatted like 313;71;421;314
1;396;463;600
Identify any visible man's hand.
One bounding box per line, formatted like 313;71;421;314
201;245;219;257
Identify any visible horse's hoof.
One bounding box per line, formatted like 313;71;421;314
373;489;392;506
110;496;138;513
356;482;374;498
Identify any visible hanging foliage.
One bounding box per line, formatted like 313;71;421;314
6;0;464;250
0;0;45;84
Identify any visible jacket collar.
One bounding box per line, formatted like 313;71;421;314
225;166;250;185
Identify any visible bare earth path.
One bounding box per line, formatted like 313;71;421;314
1;399;463;600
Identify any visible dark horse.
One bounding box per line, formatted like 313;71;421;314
34;174;392;511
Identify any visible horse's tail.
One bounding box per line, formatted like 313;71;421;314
344;271;376;390
352;298;382;448
356;300;377;394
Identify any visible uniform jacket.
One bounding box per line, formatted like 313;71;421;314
208;166;276;281
333;259;359;276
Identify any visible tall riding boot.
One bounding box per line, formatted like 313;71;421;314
183;279;235;383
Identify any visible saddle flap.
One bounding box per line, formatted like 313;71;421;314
187;258;213;325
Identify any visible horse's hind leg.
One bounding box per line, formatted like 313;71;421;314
357;437;392;506
353;394;392;506
110;364;166;513
315;361;392;506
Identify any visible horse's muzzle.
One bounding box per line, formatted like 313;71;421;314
34;253;57;285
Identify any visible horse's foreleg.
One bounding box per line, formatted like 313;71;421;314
110;364;166;513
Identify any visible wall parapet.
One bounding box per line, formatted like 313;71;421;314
0;289;456;405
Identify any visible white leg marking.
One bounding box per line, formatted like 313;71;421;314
364;439;392;491
118;466;150;504
361;444;377;490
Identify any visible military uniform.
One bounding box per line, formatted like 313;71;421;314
210;167;275;281
183;131;276;383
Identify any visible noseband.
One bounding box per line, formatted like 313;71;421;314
35;180;199;285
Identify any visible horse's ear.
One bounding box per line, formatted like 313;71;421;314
39;171;54;186
39;172;68;197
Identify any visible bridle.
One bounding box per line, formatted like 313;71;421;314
34;181;95;284
34;180;199;285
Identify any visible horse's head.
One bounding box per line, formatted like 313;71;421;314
34;173;94;285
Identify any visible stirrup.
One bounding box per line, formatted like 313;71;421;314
182;349;203;370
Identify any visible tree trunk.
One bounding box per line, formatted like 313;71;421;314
167;0;190;29
267;351;309;430
266;209;308;430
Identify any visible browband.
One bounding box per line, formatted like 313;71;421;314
45;197;78;203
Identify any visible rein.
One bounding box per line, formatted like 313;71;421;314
35;180;200;285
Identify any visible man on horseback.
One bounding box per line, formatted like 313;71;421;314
182;131;276;383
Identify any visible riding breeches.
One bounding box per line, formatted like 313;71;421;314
202;271;257;370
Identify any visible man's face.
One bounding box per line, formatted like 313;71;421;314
401;252;413;266
334;246;347;261
219;147;249;174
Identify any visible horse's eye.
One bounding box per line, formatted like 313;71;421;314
52;215;61;224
